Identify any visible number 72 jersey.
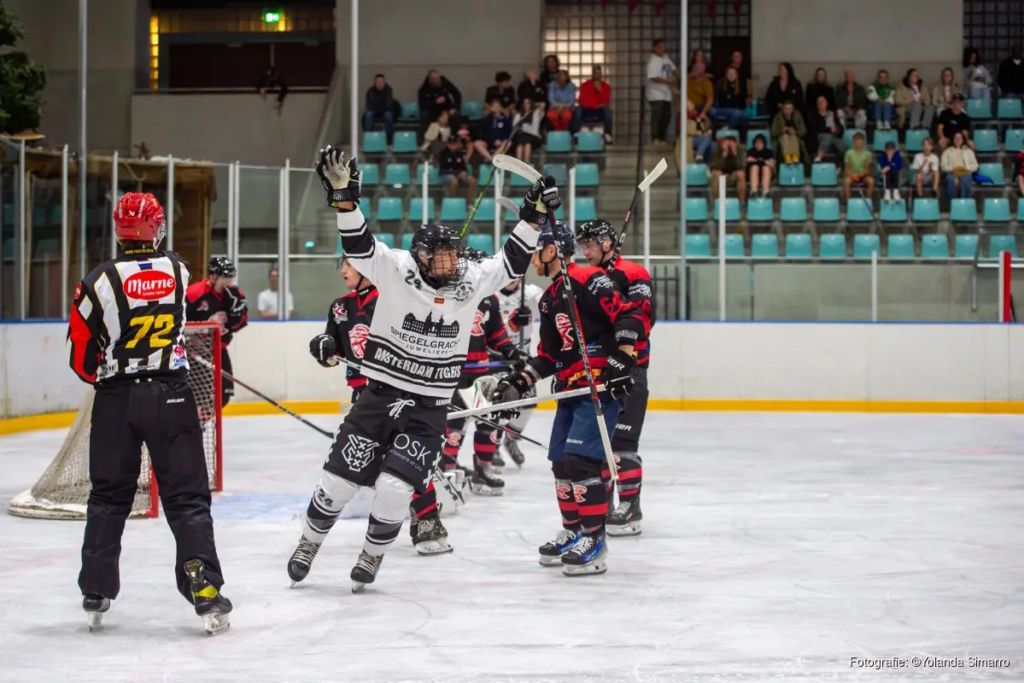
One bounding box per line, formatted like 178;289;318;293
67;250;193;385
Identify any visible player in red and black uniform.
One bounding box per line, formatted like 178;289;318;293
575;219;654;536
67;192;231;634
442;249;523;497
491;222;644;576
185;257;247;407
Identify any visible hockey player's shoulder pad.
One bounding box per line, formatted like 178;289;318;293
185;280;208;302
612;257;653;284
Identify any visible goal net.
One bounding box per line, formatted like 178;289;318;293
7;322;223;520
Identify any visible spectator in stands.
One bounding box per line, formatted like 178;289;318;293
877;141;903;202
997;46;1024;98
420;110;452;159
770;100;807;166
932;67;963;115
688;59;715;125
937;94;971;151
725;50;754;112
540;55;561;90
439;134;478;205
418;70;462;132
1013;147;1024;196
805;68;836;114
474;100;513;161
913;137;941;197
963;47;993;104
257;266;293;319
765;62;804;115
546;69;577;132
257;67;288;109
895;69;934;130
807;94;846;164
485;71;517;114
711;132;747;205
712;66;748;130
363;74;398;143
843;132;875;201
867;70;896;130
686;99;714;162
941;131;978;199
512;98;545;164
575;64;614;144
689;49;708;70
745;133;774;198
647;38;679;145
835;69;868;130
518;69;547;107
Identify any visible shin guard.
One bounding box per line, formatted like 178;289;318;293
565;453;608;532
551;461;580;529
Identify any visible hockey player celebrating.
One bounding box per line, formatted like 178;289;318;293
575;219;654;536
494;276;544;467
490;221;645;576
288;146;557;591
67;192;231;634
185;256;248;406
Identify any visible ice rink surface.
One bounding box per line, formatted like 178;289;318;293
1;410;1022;683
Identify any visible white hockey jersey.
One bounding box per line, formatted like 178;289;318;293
337;207;539;397
495;282;543;352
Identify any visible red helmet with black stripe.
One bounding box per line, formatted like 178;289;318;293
114;192;166;246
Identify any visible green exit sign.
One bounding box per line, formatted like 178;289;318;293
263;11;281;22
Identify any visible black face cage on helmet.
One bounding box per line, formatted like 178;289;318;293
411;224;468;290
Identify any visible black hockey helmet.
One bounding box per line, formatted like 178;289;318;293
411;223;466;289
463;247;488;263
538;221;576;257
208;256;236;279
575;219;616;246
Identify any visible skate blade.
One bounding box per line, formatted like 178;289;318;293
202;612;230;636
607;521;642;537
538;554;566;567
562;559;608;576
469;485;504;497
415;540;454;556
351;581;367;593
87;612;104;631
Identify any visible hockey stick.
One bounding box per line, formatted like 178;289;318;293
461;120;527;236
491;153;543;184
614;158;668;256
448;385;604;420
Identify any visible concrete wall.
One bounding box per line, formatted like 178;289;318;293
750;0;963;99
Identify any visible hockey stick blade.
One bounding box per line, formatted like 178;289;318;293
448;385;606;420
491;154;543;183
638;158;669;193
497;197;520;216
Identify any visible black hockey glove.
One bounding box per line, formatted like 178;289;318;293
604;349;636;400
316;146;362;210
512;306;532;330
519;175;560;226
309;334;339;367
489;370;532;419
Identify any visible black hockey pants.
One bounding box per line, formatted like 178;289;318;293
78;380;224;603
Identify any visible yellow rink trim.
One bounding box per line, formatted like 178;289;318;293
3;398;1023;436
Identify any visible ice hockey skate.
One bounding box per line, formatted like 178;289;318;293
469;461;505;496
491;449;506;473
350;551;383;592
504;436;526;468
83;594;110;631
538;528;579;567
410;511;453;555
287;537;322;586
184;559;232;635
606;499;642;537
561;531;607;576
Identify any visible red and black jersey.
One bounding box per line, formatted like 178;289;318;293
325;285;378;389
529;262;645;390
185;280;248;345
462;294;516;385
604;255;654;367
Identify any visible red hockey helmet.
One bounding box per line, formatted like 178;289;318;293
114;192;166;246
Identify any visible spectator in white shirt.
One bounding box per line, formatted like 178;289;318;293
646;38;678;145
257;266;294;319
912;137;940;197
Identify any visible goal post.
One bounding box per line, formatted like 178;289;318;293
7;322;224;520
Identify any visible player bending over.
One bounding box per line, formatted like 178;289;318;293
491;222;644;576
185;256;248;407
494;276;543;467
288;147;557;591
575;220;655;536
67;192;231;634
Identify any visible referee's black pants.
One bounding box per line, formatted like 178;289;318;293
78;380;224;603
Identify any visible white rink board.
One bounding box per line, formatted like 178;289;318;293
1;411;1022;682
3;322;1024;418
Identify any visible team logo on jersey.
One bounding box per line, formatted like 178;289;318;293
123;270;176;300
471;309;486;336
74;283;82;300
391;433;433;464
170;344;187;369
341;434;379;472
572;484;588;504
555;313;574;350
555;482;571;500
349;324;369;358
332;302;347;323
402;312;459;338
198;300;210;312
449;280;476;302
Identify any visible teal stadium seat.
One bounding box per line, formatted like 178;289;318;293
782;197;809;222
983;198;1011;222
904;129;928;153
477;164;494;185
977;163;1005;186
1006;129;1024;153
880;199;907;222
872;129;899;151
845;198;874;223
988;234;1017;257
746;197;774;222
746;129;771;149
576;131;604;153
2;237;13;258
973;129;999;153
810;197;838;222
843;128;866;149
574;163;599;187
375;197;403;221
967;99;992;119
912;198;940;222
360;163;380;187
949;198;978;223
467;233;493;255
887;234;915;258
546;131;572;153
1018;199;1024;221
3;203;14;228
921;234;950;258
376;233;396;248
473;198;497;222
686;164;709;187
997;98;1023;119
383;163;411;186
713;197;741;222
408;197;435;221
574;197;597;222
810;163;838;187
363;131;387;154
818;234;847;258
543;163;569;186
686;234;712;257
954;234;980;258
416;163;441;186
392;132;418;154
685;197;709;221
440;198;468;223
785;234;812;258
49;206;62;226
361;201;373;221
853;233;880;258
461;100;484;120
751;233;779;257
399;101;420;121
509;169;533;187
723;233;745;257
401;233;413;250
778;163;805;186
503;205;519;222
715;128;739;140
